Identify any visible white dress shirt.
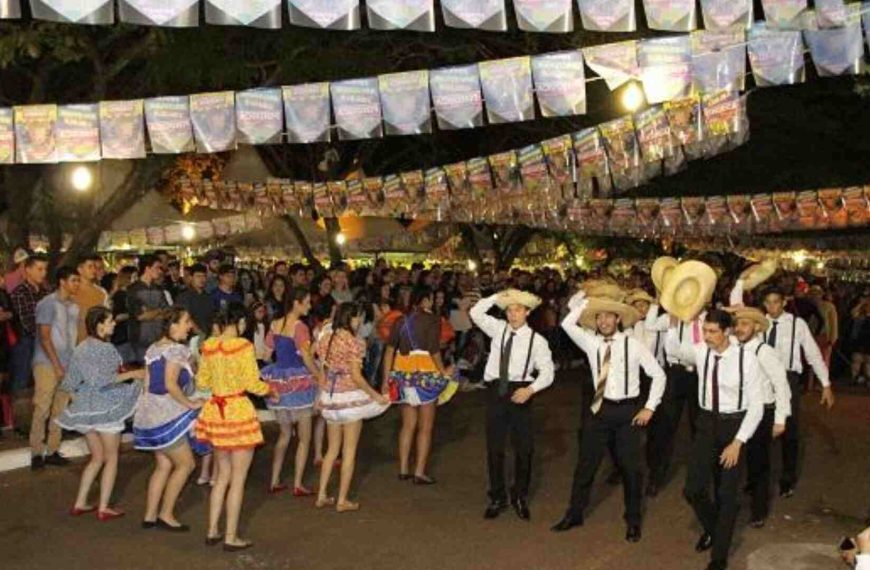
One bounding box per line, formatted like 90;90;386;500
562;301;667;411
730;279;830;386
645;305;706;368
469;295;555;394
735;337;792;425
666;330;764;443
857;553;870;570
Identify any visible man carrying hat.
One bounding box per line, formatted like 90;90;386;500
666;309;764;570
469;289;555;521
551;289;666;542
724;304;791;529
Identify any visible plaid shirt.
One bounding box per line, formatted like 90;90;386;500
11;281;47;337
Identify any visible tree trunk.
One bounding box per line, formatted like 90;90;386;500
494;226;536;270
324;217;343;267
2;166;42;251
456;224;484;268
282;215;322;269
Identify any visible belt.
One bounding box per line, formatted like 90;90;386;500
764;403;776;410
210;392;246;419
670;363;695;373
603;397;640;406
699;408;745;420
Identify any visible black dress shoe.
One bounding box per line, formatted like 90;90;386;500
483;500;508;520
398;474;413;481
512;497;530;521
30;455;45;471
695;533;713;553
706;561;727;570
779;484;794;498
625;525;642;543
205;535;223;546
551;513;583;532
156;519;190;533
645;482;659;497
141;520;157;529
413;475;436;485
44;452;70;466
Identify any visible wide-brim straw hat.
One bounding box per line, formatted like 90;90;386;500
582;280;625;302
739;259;778;291
579;298;641;330
651;256;679;292
660;260;717;323
724;305;770;333
495;288;542;311
625;288;655;306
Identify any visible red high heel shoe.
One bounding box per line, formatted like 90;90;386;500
293;486;314;497
268;483;289;495
97;509;125;522
69;506;96;517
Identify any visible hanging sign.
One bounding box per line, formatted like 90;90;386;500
479;57;535;124
190;91;237;153
429;64;485;130
144;96;195;154
366;0;435;32
699;0;752;30
99;100;146;159
578;0;635;32
57;104;101;162
0;108;14;164
205;0;282;28
747;24;805;86
331;78;384;141
642;0;696;32
282;83;331;144
582;41;638;91
379;70;432;136
235;88;283;145
440;0;506;31
29;0;114;24
14;105;57;164
512;0;573;33
119;0;199;27
287;0;360;30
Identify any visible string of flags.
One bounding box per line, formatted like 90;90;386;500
1;0;868;35
2;4;869;165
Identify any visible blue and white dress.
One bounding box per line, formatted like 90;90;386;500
260;320;318;413
56;338;140;434
133;342;200;451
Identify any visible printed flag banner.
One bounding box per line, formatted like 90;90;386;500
578;0;635;32
802;6;864;77
29;0;114;23
531;51;586;117
331;78;384;141
99;100;146;159
582;41;638;91
699;0;752;30
638;36;692;104
366;0;435;32
642;0;696;32
287;0;360;30
690;28;746;94
0;109;14;164
512;0;573;33
14;105;56;163
119;0;199;26
747;24;805;86
441;0;506;31
378;70;432;136
235;88;284;145
864;2;870;53
190;91;237;153
282;83;331;144
144;96;195;154
479;57;535;124
814;0;846;29
205;0;281;28
761;0;806;29
429;65;485;130
0;0;21;18
56;104;101;162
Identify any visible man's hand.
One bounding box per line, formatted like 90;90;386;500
772;423;786;438
719;440;743;469
632;408;654;427
568;290;586;311
511;387;535;405
821;387;835;409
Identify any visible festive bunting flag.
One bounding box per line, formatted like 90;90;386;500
864;2;870;52
144;96;195;154
690;28;746;94
578;0;635;32
99;100;146;159
440;0;506;31
14;104;57;164
366;0;435;32
582;41;638;91
429;64;485;130
29;0;114;24
0;109;14;164
282;83;331;144
378;70;432;135
235;88;283;145
287;0;360;30
803;6;864;77
479;57;535;124
190;92;237;152
642;0;696;32
638;36;692;104
56;104;101;162
531;50;586;117
204;0;281;28
331;78;384;141
760;0;807;29
118;0;199;26
747;24;805;86
699;0;752;31
512;0;573;33
0;0;20;18
814;0;847;29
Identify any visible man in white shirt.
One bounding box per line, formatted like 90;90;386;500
469;289;554;522
726;305;791;529
667;309;764;570
753;284;835;498
552;290;666;543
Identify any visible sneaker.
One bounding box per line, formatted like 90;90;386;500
44;452;70;466
31;455;45;471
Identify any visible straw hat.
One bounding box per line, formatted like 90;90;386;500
739;259;778;291
495;288;541;311
582;280;625;302
579;298;641;330
625;288;655;306
13;248;29;264
651;256;679;292
660;260;717;323
724;305;770;333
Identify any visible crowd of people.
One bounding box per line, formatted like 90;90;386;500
1;245;868;567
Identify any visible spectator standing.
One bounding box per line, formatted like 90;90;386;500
331;267;353;304
127;255;170;363
164;260;185;300
176;264;215;341
107;266;137;363
10;254;49;394
264;275;289;321
5;248;30;294
0;271;15;432
212;265;243;312
73;254;109;343
30;266;81;470
850;293;870;384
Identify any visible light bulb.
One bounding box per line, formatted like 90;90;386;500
71;166;93;192
335;232;347;246
467;260;478;272
181;225;196;241
621;82;645;113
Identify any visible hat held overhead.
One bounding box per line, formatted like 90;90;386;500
659;260;717;323
739;258;778;291
495;288;542;311
651;256;678;293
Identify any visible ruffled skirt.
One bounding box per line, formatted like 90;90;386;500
195;394;264;450
390;352;458;407
319;390;389;425
56;383;141;434
133;392;200;451
260;364;318;411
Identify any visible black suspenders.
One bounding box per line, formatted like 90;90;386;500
702;346;747;411
788;316;797;371
624;336;630;396
702;348;711;407
500;325;536;382
738;346;745;410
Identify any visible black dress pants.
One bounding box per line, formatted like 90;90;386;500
568;399;643;525
683;411;745;567
746;406;775;520
649;364;699;485
486;382;533;502
780;371;802;489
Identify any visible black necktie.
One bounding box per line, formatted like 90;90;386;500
498;332;515;397
712;355;721;434
767;321;778;348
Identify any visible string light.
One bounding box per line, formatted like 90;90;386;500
181;225;196;241
467;259;478;272
621;82;645;113
70;166;93;192
335;232;347;246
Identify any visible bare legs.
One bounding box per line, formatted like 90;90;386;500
317;420;363;510
294;416;312;490
313;414;325;463
208;449;255;547
398;403;437;478
270;421;292;488
198;453;217;485
144;441;195;526
74;432;121;513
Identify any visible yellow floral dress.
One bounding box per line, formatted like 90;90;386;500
195;337;271;450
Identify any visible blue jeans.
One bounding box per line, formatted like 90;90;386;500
365;339;386;389
10;334;35;393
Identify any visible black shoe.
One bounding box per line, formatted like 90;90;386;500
606;470;622;486
412;475;436;486
779;484;794;498
625;525;642;543
706;561;727;570
551;512;583;532
645;481;659;497
695;533;713;553
223;542;253;553
205;535;223;546
749;518;765;529
142;520;157;529
44;452;70;466
398;474;413;481
483;500;508;520
30;455;45;471
156;519;190;533
512;497;530;521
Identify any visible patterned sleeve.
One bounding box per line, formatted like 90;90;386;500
294;321;311;348
241;342;271;396
196;347;213;392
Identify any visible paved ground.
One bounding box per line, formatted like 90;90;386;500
1;374;867;570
